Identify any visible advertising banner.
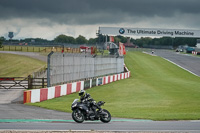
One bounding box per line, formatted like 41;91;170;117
99;27;200;38
97;78;103;86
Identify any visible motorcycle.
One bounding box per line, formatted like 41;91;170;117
71;99;111;123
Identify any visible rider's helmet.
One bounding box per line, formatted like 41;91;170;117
79;90;86;97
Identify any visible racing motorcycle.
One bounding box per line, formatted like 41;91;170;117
71;99;111;123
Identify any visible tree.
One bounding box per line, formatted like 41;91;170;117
54;34;76;43
130;38;136;44
135;38;143;47
0;36;5;48
114;37;121;44
98;34;105;43
0;40;2;48
88;38;97;44
68;36;76;44
54;34;67;43
76;35;87;44
174;37;197;47
159;37;172;46
115;35;127;43
135;37;152;47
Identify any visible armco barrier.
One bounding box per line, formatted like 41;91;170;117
40;88;48;102
192;51;197;55
60;84;67;96
192;51;200;55
24;68;131;104
67;83;72;95
55;86;61;98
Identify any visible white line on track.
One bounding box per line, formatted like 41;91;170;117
163;58;200;77
143;51;199;77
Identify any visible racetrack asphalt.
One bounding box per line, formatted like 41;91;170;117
0;117;200;132
153;50;200;77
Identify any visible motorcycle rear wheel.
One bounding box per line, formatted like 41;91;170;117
100;109;111;123
72;109;85;123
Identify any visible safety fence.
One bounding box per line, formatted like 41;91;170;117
48;52;124;87
24;66;130;103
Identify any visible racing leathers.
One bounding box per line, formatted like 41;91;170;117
80;93;102;118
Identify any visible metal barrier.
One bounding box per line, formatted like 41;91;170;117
47;52;124;87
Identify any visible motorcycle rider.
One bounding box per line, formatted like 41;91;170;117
78;90;102;119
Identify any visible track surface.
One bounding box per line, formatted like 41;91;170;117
0;120;200;132
0;104;199;132
0;50;200;132
154;50;200;77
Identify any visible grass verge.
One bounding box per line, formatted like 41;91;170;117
27;51;200;120
0;53;46;77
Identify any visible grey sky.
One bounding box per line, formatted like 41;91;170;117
0;0;200;39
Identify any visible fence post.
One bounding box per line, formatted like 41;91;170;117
47;51;54;87
42;78;44;88
28;75;32;89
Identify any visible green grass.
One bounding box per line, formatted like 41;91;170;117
28;51;200;120
0;53;46;77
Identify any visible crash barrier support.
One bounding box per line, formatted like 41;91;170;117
24;67;130;103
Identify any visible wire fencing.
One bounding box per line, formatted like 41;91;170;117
47;52;124;86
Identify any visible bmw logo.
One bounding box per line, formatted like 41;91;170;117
119;28;125;34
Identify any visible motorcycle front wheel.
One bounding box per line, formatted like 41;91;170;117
72;109;85;123
100;109;111;123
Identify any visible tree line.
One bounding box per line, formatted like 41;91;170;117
97;35;199;48
0;37;5;47
1;34;199;48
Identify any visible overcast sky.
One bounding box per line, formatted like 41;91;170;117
0;0;200;40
